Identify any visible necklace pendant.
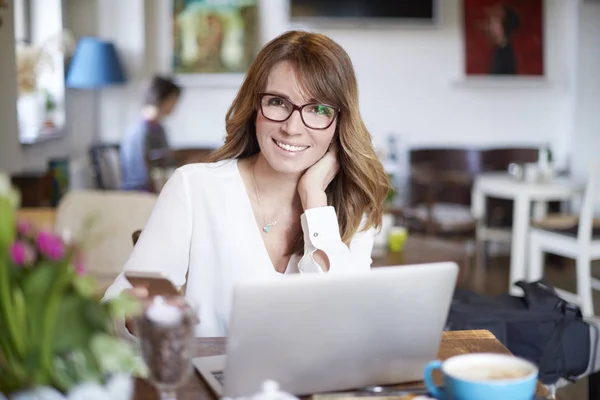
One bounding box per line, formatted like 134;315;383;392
262;221;277;233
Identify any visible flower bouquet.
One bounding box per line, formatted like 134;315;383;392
0;174;145;399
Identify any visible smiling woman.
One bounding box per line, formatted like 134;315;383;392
103;31;391;338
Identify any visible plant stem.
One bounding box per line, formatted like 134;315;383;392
39;259;71;386
0;248;26;360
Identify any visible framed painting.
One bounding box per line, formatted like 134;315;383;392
464;0;544;77
172;0;259;85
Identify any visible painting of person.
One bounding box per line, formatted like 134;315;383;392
173;0;258;74
464;0;543;76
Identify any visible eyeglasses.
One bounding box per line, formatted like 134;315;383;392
259;93;340;130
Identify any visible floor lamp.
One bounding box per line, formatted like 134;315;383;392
66;37;127;144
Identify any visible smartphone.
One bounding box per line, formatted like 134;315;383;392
124;271;180;296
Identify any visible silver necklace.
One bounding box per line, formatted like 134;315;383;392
252;164;278;233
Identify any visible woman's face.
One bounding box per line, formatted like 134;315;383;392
160;93;180;116
255;61;338;175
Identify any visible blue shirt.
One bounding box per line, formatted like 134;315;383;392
120;119;173;190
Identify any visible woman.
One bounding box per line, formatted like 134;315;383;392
104;31;390;336
481;4;520;75
120;76;181;191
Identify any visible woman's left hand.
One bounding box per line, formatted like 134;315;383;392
298;144;339;210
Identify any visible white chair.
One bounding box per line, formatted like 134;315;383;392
54;190;158;288
528;165;600;316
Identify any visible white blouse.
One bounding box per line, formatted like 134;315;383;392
104;159;376;337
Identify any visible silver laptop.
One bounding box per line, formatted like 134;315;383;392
193;262;458;398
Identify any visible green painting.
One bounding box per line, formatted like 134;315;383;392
173;0;259;74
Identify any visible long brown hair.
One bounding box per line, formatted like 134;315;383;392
208;30;390;251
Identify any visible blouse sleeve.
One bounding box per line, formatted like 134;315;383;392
102;168;193;301
297;206;375;273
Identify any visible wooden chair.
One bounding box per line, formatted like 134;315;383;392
405;148;479;236
89;143;122;190
54;190;158;287
172;147;216;166
401;148;481;276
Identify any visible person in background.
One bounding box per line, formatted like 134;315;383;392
120;76;182;191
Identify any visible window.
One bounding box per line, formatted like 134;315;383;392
14;0;67;144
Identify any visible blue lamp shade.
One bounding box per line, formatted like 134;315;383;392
66;37;127;89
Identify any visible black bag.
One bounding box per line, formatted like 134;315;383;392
446;280;591;384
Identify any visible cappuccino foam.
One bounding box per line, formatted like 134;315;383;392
450;365;532;382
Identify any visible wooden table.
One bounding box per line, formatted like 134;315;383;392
133;330;547;399
372;235;467;268
16;207;56;230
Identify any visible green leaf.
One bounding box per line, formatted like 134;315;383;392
52;349;101;392
0;365;23;395
51;356;77;392
0;344;29;392
22;263;59;353
39;259;72;385
90;334;148;378
83;301;111;332
22;263;59;300
52;294;95;353
0;197;16;247
12;288;28;350
107;292;142;320
0;247;26;360
72;274;96;297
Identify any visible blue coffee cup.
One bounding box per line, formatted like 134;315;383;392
424;353;538;400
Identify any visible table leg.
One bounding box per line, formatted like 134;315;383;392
509;196;531;296
471;183;485;220
533;201;548;221
471;184;486;289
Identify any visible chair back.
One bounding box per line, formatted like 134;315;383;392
55;190;157;286
409;148;481;207
480;147;539;172
89;144;121;190
578;162;600;243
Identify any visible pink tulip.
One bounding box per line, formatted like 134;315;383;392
9;241;36;267
16;220;33;237
74;252;86;276
36;231;65;261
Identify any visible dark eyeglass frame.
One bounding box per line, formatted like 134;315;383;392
258;92;340;130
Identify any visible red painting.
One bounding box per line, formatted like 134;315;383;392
464;0;544;76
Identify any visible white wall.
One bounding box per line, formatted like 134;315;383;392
571;1;600;209
141;0;576;165
0;0;594;181
572;1;600;175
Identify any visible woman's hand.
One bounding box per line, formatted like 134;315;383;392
298;144;339;210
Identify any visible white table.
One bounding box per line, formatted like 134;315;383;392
471;173;583;295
